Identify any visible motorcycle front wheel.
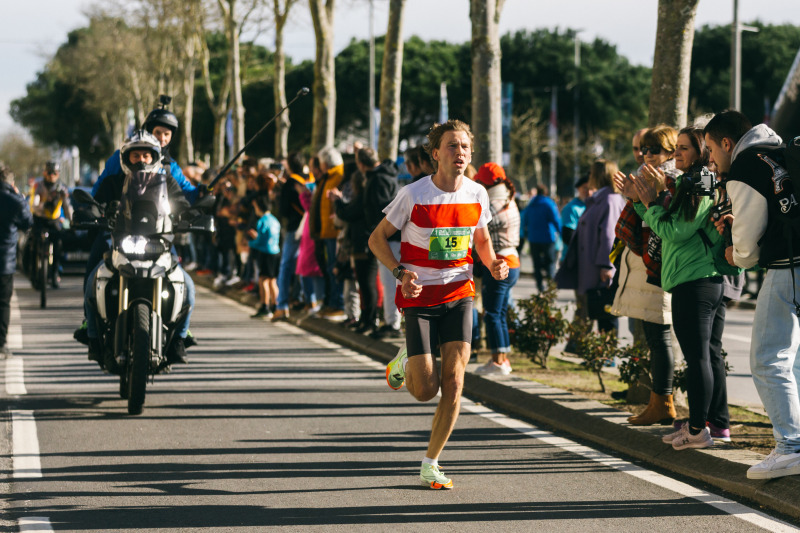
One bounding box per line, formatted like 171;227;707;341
127;303;150;415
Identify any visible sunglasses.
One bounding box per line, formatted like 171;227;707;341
641;146;663;155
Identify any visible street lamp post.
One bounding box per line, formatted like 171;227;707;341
573;30;583;191
730;0;759;111
368;0;376;151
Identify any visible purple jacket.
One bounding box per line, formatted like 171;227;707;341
576;186;626;295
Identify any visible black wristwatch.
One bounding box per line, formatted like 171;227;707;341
647;200;658;209
392;265;408;281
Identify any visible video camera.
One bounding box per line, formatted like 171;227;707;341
688;165;720;196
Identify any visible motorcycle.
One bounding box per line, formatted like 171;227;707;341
73;173;214;415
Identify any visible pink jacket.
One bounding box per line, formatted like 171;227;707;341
296;188;322;277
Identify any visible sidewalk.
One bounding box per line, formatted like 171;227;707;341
193;273;800;522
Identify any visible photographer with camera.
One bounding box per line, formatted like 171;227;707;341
704;111;800;479
631;125;732;451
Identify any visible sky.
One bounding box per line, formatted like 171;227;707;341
2;0;800;136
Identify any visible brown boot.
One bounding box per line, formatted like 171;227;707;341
628;391;676;426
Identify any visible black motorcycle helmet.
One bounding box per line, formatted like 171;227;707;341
44;161;60;174
143;95;179;136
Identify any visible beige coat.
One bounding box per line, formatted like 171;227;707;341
610;247;672;325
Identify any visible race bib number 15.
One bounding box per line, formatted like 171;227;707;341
429;227;470;260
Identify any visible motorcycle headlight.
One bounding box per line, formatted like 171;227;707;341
119;235;167;257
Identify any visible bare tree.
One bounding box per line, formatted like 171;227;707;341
272;0;300;159
377;0;406;161
649;0;699;127
309;0;336;151
217;0;246;155
470;0;505;168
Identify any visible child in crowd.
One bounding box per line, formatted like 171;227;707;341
248;196;281;319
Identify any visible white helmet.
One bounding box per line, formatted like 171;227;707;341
120;130;162;175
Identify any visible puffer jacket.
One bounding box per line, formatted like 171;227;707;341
317;164;344;239
0;182;33;275
609;247;672;324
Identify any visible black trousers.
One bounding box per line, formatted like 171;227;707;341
0;273;13;348
671;276;729;430
354;255;378;327
642;321;674;395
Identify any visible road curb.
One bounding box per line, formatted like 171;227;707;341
193;273;800;520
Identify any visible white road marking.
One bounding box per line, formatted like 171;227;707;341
18;517;54;532
462;400;798;533
5;356;27;395
724;333;752;344
12;410;42;479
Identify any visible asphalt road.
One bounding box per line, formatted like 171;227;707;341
1;273;793;532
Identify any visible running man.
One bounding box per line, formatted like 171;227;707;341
368;120;509;489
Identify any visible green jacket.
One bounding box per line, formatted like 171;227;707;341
633;186;723;292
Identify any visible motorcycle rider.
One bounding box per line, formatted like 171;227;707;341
76;99;200;344
28;161;73;287
84;130;194;370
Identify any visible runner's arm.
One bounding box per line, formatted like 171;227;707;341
368;217;401;270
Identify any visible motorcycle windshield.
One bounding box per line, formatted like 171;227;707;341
121;170;172;235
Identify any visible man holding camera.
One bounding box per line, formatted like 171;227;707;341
705;110;800;480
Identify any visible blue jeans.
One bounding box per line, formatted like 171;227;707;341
751;267;800;454
86;262;194;339
301;275;325;305
530;241;556;292
482;267;520;353
276;232;300;311
324;238;344;310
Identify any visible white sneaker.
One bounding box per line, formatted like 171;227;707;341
474;360;511;375
213;275;227;289
662;421;688;444
183;262;198;271
747;448;800;480
672;426;713;450
225;275;242;286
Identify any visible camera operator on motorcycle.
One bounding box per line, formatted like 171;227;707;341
75;98;201;345
84;130;195;370
27;161;73;287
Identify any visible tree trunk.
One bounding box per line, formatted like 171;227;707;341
200;5;232;168
309;0;336;151
178;0;201;164
221;0;246;155
377;0;406;161
648;0;699;128
273;1;297;159
470;0;505;168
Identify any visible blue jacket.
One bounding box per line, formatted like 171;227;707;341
249;213;281;255
560;197;586;231
0;182;33;275
93;149;197;203
524;195;562;244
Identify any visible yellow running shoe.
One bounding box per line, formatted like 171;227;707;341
420;463;453;489
386;344;407;390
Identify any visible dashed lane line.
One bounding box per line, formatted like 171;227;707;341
11;410;41;479
5;357;27;395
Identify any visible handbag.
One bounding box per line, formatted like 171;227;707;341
586;286;615;320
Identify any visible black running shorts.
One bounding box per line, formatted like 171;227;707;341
403;297;473;357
